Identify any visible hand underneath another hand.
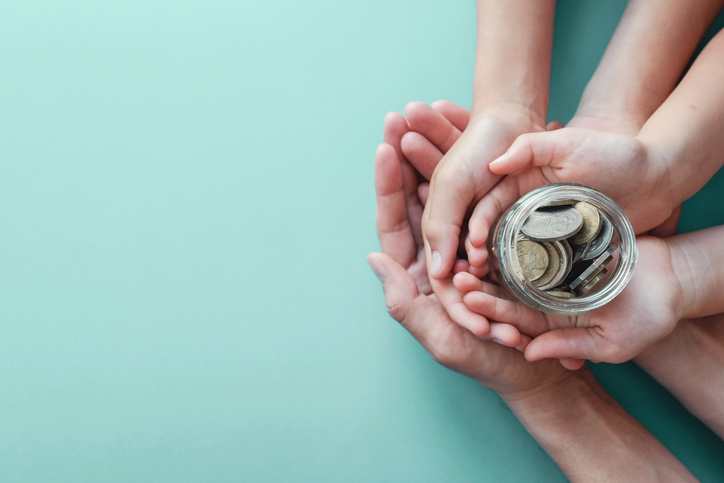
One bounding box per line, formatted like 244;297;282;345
367;112;579;396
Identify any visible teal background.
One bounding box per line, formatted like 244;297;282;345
1;0;723;481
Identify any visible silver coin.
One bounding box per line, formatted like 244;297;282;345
545;289;576;299
521;207;583;242
583;213;614;260
569;245;616;292
577;269;608;296
571;242;590;263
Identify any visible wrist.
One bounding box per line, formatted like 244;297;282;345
636;137;679;223
469;103;547;133
498;367;601;417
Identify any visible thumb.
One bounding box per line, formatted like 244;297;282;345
488;129;581;175
367;252;421;325
524;327;626;364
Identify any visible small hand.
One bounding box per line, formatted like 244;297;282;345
466;128;674;265
456;236;684;365
405;101;546;334
368;115;576;394
373;111;531;346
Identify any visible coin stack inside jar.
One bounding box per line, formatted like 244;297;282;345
515;200;617;298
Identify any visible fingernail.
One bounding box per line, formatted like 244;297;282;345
492;339;506;346
430;250;442;275
366;254;388;283
488;156;504;168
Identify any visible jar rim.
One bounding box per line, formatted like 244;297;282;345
496;183;638;315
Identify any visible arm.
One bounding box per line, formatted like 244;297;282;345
635;314;724;439
573;0;724;134
371;112;695;482
417;0;556;336
669;225;724;320
505;369;697;482
471;0;555;121
638;29;724;211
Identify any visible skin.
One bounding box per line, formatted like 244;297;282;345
418;0;556;338
418;0;724;326
456;225;724;364
470;29;724;257
367;129;696;481
635;315;724;439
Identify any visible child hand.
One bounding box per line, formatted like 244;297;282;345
455;236;684;365
465;128;674;267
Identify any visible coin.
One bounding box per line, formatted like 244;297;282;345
545;290;576;299
516;239;549;282
569;245;616;292
540;199;577;208
577;269;608;296
560;239;573;279
583;212;613;260
535;241;571;291
534;242;561;289
571;242;590;263
521;207;583;242
569;201;602;245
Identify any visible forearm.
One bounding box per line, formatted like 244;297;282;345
667;225;724;319
638;30;724;209
576;0;724;132
635;315;724;438
502;369;695;482
472;0;555;125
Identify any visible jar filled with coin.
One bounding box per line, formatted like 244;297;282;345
486;183;638;315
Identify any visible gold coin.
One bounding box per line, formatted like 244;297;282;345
545;290;575;299
577;268;608;296
541;199;577;207
534;242;564;290
569;201;602;244
516;239;549;282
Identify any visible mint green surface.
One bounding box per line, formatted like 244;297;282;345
1;1;723;481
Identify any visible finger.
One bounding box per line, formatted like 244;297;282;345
367;252;430;338
431;100;471;132
422;173;470;279
559;358;586;370
405;101;462;153
400;131;442;180
467;263;489;279
384;112;424;245
525;328;627;363
546;121;564;131
452;259;471;274
648;204;682;238
468;177;522;247
374;144;416;266
465;233;488;267
462;290;548;337
383;111;410;168
453;272;502;297
516;334;533;352
418;183;429;206
488;130;575;175
432;277;490;337
488;322;522;348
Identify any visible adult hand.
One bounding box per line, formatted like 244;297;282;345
412;102;547;334
367;113;574;394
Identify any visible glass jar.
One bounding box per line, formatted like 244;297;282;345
486;183;637;316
